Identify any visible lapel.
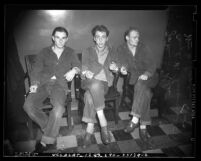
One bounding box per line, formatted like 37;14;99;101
103;47;111;66
124;43;141;61
50;45;67;61
92;46;110;66
92;46;99;62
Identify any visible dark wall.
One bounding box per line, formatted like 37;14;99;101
11;8;167;72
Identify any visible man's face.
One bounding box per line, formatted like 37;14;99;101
94;31;108;49
126;30;140;47
52;31;68;49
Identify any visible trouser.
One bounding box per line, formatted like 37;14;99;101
23;81;66;144
130;79;153;126
81;79;108;123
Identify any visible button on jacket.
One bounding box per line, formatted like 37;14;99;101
30;46;81;90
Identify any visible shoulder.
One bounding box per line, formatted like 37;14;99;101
64;46;75;54
37;46;51;57
117;43;127;52
108;45;116;51
82;46;94;55
138;42;150;51
40;46;51;53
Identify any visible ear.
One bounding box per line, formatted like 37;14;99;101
93;36;96;42
52;36;55;42
126;35;129;41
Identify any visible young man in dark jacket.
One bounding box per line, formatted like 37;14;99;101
117;27;159;145
23;27;81;152
81;25;119;148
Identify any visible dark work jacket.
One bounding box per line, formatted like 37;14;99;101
31;46;81;90
81;46;119;87
117;43;158;87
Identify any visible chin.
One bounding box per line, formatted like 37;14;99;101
99;45;105;48
58;45;65;48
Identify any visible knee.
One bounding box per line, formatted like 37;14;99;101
23;100;33;114
53;104;65;118
135;80;146;90
89;81;102;91
135;81;151;94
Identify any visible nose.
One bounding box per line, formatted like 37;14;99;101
98;37;103;42
59;39;63;43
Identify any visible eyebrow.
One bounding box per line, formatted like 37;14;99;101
95;34;107;37
55;36;67;39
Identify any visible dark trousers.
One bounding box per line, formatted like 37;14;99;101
23;81;66;144
131;74;158;125
81;79;108;123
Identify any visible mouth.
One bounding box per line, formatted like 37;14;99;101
58;43;64;46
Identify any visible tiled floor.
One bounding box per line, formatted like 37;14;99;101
4;99;194;157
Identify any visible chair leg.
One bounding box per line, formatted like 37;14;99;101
114;98;120;124
78;100;82;117
119;92;125;108
78;99;84;118
67;102;72;130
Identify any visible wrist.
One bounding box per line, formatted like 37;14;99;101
31;81;40;86
72;67;80;74
143;71;152;77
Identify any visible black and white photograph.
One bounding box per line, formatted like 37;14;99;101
4;4;196;158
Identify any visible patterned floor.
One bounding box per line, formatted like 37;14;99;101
4;99;195;157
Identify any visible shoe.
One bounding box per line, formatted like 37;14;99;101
33;141;56;153
82;132;92;148
124;121;139;133
101;126;111;145
33;142;49;153
139;128;150;143
139;128;154;149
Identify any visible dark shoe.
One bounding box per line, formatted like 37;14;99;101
82;132;92;148
101;126;111;145
33;141;56;153
33;142;49;153
139;128;150;143
124;121;139;133
139;128;154;149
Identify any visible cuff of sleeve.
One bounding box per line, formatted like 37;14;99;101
72;67;80;74
31;80;40;86
144;71;153;77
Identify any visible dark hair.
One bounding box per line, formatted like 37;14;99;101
91;25;110;37
124;27;140;41
52;26;68;37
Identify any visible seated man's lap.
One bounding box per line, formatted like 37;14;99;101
49;83;66;107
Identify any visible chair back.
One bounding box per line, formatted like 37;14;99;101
121;71;132;95
111;71;120;89
24;54;38;86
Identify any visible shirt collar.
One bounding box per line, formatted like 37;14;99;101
94;45;109;56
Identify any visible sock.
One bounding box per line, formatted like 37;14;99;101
86;123;94;134
40;141;46;147
131;116;139;124
97;110;107;127
140;125;146;129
